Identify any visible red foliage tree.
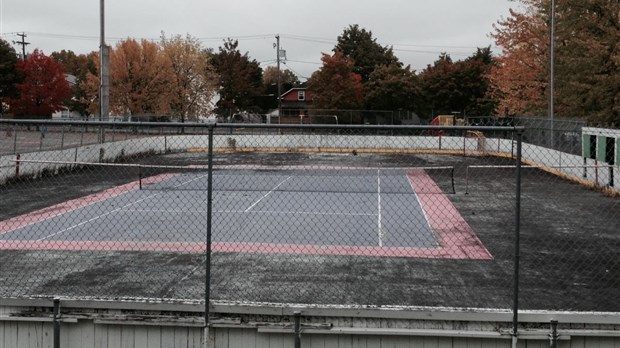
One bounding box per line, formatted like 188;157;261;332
308;51;364;111
10;49;72;118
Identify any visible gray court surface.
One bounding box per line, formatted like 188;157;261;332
1;152;619;312
1;171;436;248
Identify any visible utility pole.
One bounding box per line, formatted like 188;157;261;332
14;32;29;60
276;34;282;124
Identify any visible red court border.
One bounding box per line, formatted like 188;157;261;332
0;170;492;260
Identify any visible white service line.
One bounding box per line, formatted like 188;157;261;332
244;176;292;212
377;169;383;247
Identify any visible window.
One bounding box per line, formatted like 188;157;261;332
298;90;305;101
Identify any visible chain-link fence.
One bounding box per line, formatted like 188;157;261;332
467;116;587;155
0;120;618;318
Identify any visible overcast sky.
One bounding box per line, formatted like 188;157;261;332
1;0;516;81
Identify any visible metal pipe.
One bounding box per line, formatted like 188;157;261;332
451;167;456;194
549;0;555;148
53;298;60;348
203;125;214;348
512;130;523;346
294;311;302;348
0;119;524;133
549;320;558;348
12;123;17;154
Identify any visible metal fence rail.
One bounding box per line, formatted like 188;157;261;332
0;119;618;338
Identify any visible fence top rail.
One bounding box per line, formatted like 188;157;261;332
0;119;523;132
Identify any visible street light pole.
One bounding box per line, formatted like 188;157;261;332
276;34;282;124
548;0;555;148
100;0;109;123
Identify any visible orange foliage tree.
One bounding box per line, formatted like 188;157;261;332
488;1;549;116
84;39;174;118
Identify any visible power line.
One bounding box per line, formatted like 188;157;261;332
282;62;309;80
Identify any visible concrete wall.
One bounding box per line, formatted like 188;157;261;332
1;133;617;193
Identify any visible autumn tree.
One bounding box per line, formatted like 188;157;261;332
9;50;71;118
210;39;263;117
259;66;300;112
364;63;419;111
51;50;98;116
335;24;401;83
0;38;20;115
106;38;174;117
160;33;218;122
307;51;364;112
488;1;549;116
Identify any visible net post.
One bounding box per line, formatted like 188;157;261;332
451;167;455;194
512;129;523;344
13;123;18;154
465;166;470;194
204;124;214;348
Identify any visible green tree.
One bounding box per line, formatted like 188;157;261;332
418;49;497;119
461;47;497;116
554;0;619;125
364;63;419;112
211;39;263;117
307;51;364;113
0;38;20;115
334;24;401;83
51;50;98;116
259;66;300;112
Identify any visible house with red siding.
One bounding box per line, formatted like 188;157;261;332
267;87;314;124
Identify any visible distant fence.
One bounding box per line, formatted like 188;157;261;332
0;119;619;344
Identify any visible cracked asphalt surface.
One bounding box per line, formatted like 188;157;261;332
1;151;618;312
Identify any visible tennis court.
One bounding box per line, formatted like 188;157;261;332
0;167;490;259
1;121;618;312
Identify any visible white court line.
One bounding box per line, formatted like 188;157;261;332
36;173;211;241
243;176;292;212
406;172;438;247
377;169;383;247
36;193;162;241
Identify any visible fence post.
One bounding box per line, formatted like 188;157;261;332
294;311;302;348
511;130;523;348
203;124;214;348
549;320;558;348
53;298;60;348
